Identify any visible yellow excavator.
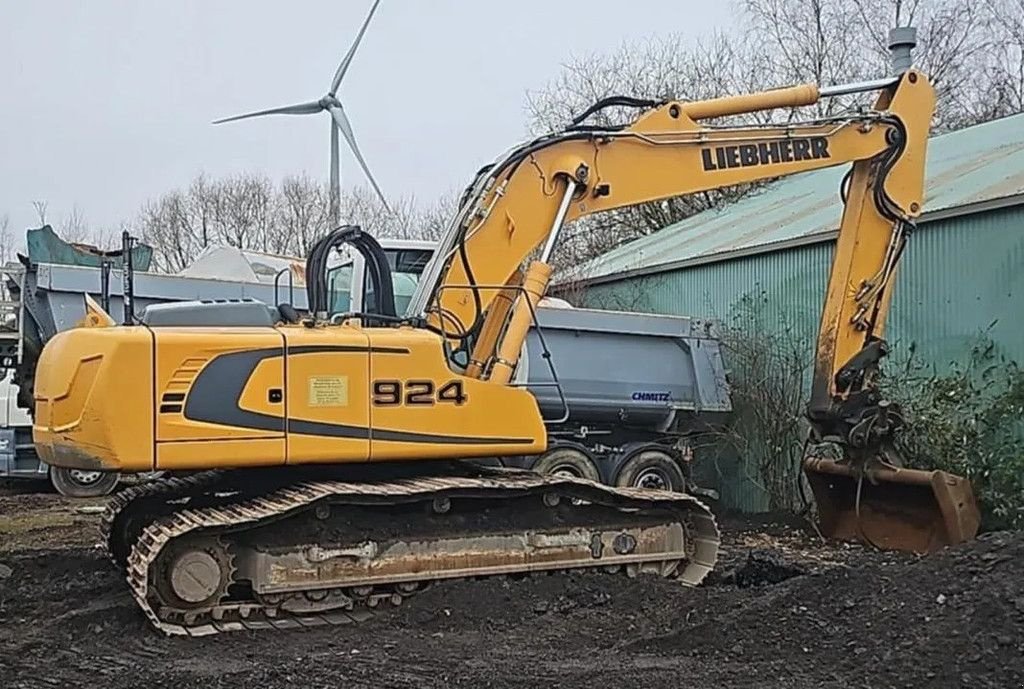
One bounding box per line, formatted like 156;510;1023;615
33;66;979;636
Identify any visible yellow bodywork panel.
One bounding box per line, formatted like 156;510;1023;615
154;328;286;443
33;327;154;472
366;327;545;461
36;320;545;472
282;325;372;465
152;327;286;470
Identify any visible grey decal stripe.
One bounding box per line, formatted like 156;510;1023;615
199;409;534;445
185;349;286;432
182;347;533;446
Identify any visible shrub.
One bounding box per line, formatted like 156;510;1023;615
709;291;811;512
884;338;1024;530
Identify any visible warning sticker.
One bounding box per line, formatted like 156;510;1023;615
308;376;349;407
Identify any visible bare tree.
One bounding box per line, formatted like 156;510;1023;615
526;32;771;134
850;0;1002;130
31;201;48;226
981;0;1024;121
745;0;875;116
86;224;120;253
58;205;91;244
140;172;299;271
0;214;12;267
211;173;276;252
0;214;11;306
340;186;417;240
527;34;768;272
25;201;117;250
138;189;204;272
137;173;452;272
752;0;1021;130
412;192;458;242
277;174;331;256
59;205;122;250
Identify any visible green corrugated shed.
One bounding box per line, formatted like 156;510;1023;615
573;113;1024;511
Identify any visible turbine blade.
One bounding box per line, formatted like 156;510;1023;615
212;100;323;124
329;104;391;212
329;121;341;226
329;0;382;95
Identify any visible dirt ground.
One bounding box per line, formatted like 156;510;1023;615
0;481;1021;689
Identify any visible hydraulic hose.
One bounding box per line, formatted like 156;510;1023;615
304;225;396;321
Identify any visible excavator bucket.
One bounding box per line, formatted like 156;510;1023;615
802;457;980;554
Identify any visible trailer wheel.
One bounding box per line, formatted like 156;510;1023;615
50;466;119;498
532;448;600;483
615;450;686;493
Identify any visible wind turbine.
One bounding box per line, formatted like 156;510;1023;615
213;0;389;226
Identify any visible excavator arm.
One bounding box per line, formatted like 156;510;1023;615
411;68;979;551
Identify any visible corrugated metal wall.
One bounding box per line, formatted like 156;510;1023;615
581;205;1024;510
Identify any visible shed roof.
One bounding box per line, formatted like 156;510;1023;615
576;112;1024;285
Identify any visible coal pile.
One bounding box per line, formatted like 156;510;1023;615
635;530;1023;688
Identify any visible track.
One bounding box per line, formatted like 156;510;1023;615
102;466;719;636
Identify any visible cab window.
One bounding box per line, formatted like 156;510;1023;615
363;249;432;315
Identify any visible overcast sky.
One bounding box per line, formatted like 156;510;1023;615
0;1;730;244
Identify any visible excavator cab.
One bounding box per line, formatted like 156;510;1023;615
803;457;980;553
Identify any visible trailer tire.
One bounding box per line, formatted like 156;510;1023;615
532;448;601;483
50;466;119;498
615;450;686;493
